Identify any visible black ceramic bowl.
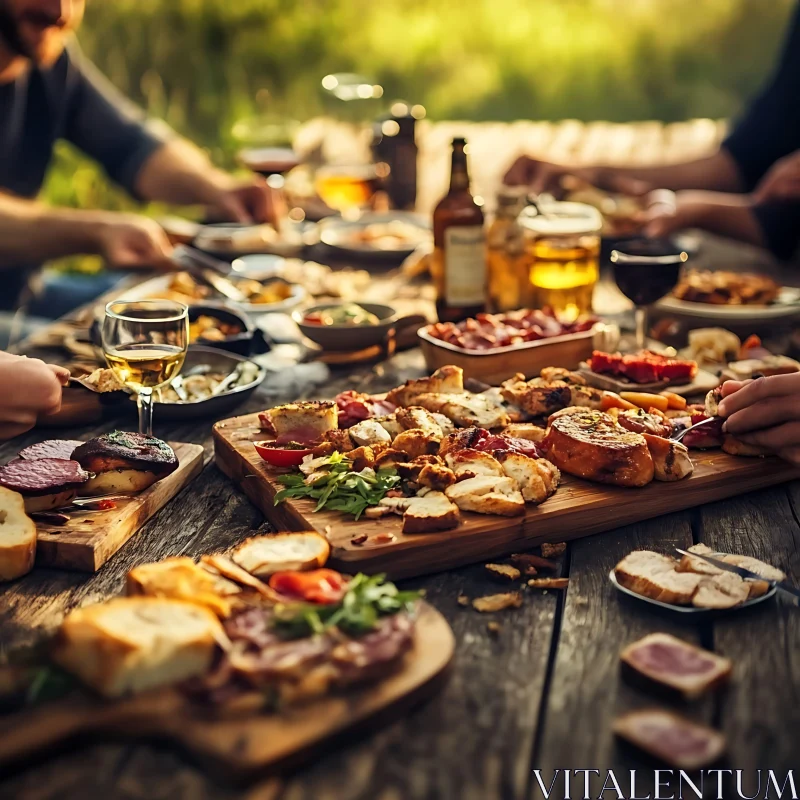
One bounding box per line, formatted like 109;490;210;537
188;303;257;356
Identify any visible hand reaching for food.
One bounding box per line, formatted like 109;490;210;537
718;374;800;465
0;355;69;440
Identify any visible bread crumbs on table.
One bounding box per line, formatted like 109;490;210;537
511;553;557;572
485;563;521;582
472;592;523;612
457;594;470;607
487;621;502;636
528;578;569;590
541;542;566;558
350;533;368;546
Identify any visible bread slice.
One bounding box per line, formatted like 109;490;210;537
445;476;525;516
385;365;464;407
80;469;161;496
676;543;722;576
127;557;233;617
620;632;732;699
267;401;338;442
378;492;460;533
503;423;547;443
721;553;786;583
0;487;36;582
232;532;330;578
445;450;505;479
722;434;769;458
52;597;223;697
495;452;560;504
614;550;702;605
692;572;750;609
613;709;726;770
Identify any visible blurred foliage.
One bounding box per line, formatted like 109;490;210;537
44;0;795;222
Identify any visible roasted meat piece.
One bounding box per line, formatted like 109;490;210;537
617;408;673;438
641;434;694;481
543;409;654;487
71;431;178;495
0;457;90;513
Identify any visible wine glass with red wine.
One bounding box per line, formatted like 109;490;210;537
610;238;688;350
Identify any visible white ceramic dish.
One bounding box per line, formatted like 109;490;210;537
656;286;800;322
318;212;431;262
609;567;777;619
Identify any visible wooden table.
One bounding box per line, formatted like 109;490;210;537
1;333;798;799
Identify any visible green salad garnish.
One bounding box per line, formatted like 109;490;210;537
271;573;420;639
274;452;400;520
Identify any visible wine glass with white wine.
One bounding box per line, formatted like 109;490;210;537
102;300;189;436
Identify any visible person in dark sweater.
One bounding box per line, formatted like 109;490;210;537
504;2;800;261
0;0;277;309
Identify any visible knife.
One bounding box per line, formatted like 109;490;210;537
675;548;800;602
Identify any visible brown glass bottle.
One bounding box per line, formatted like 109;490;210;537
431;137;486;322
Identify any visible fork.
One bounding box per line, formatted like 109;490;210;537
671;416;720;442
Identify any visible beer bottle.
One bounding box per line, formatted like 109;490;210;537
431;137;486;322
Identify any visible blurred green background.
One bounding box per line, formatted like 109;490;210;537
45;0;796;224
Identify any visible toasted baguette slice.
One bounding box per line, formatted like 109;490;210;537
692;572;750;609
613;709;726;770
52;597;223;697
445;476;525;517
614;550;702;605
0;487;36;582
127;557;233;617
445;450;505;479
677;543;785;590
675;543;722;576
268;401;338;442
232;532;330;578
621;632;732;699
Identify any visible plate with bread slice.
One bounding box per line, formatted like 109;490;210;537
611;544;783;617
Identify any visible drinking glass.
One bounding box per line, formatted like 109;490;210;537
102;300;189;436
314;164;380;214
518;202;603;322
610;238;688;350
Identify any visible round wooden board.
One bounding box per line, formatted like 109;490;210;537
0;603;454;783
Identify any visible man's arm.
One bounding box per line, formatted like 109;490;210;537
0;192;173;269
64;48;277;224
503;149;746;195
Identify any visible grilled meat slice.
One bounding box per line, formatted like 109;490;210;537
445;476;525;516
19;440;83;461
71;431;178;495
495;452;560;504
641;434;694;481
409;392;510;430
392;429;441;459
500;376;572;417
0;457;90;513
395;407;445;438
543;410;654;487
617;408;673;438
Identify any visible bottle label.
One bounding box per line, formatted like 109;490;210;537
444;225;486;305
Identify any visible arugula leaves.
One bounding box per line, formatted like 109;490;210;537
271;573;420;639
274;454;400;520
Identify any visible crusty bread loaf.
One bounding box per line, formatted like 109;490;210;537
127;557;233;617
614;550;702;605
232;532;330;578
52;597;223;697
0;486;36;582
621;633;732;700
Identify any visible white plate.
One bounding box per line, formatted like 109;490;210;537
318;212;431;260
609;567;777;618
656;286;800;321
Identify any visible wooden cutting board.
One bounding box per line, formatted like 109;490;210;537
0;603;453;782
35;442;205;572
213;413;800;579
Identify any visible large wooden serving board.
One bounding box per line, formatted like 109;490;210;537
35;442;205;572
0;603;452;782
213;413;800;579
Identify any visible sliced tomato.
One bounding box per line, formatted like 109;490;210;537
269;569;348;604
253;440;313;468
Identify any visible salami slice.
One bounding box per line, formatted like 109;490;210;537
0;458;90;495
18;440;83;462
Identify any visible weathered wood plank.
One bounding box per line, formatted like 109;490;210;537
530;512;708;799
698;484;800;793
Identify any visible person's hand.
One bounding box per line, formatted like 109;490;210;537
0;356;68;440
206;178;283;227
638;191;700;238
717;374;800;465
95;213;174;270
753;150;800;203
502;156;652;197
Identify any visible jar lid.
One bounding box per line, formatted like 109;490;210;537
518;201;602;236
